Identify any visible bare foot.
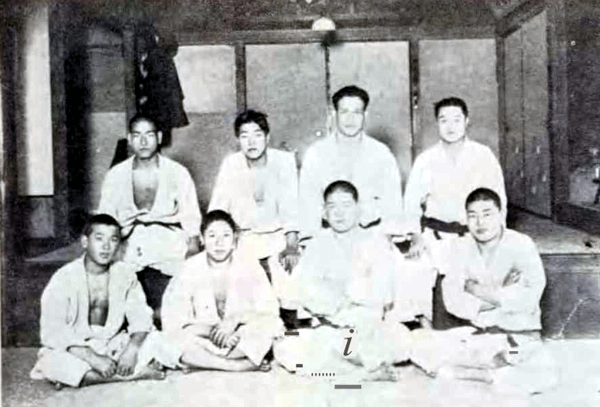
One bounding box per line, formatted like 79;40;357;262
363;364;399;382
256;359;272;372
438;366;493;384
335;364;399;383
148;359;165;372
129;365;166;381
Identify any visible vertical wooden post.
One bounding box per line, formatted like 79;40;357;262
235;42;246;112
123;22;137;123
546;0;569;218
409;38;419;163
1;24;19;345
49;2;69;245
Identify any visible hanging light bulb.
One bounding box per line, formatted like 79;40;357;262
311;16;336;31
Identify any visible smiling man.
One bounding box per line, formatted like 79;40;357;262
160;210;282;372
299;85;403;238
97;115;202;326
30;214;164;388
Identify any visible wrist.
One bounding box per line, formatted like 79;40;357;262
285;231;299;248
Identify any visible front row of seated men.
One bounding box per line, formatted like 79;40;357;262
31;181;555;394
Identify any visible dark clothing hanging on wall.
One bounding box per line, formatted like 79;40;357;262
138;45;188;145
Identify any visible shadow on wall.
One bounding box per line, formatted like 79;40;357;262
163;112;240;212
368;124;409;190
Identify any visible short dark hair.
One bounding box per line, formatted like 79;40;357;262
332;86;370;111
201;210;238;236
434;97;469;118
323;180;359;203
465;187;501;210
234;110;269;138
83;214;121;237
128;115;158;133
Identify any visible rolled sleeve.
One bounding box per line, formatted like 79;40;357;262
124;277;155;333
380;150;404;230
39;279;88;351
279;153;300;234
208;156;232;214
178;169;202;238
403;155;428;234
497;240;546;313
442;272;486;322
299;146;324;238
161;273;196;333
96;171;119;219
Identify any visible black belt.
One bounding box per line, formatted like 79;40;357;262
421;216;468;240
122;220;182;240
473;327;540;347
473;327;539;335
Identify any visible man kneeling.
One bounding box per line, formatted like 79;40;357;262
275;181;412;381
160;210;284;372
30;214;164;388
411;188;557;393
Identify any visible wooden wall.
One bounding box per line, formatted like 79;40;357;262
66;27;499;213
418;38;499;157
501;10;551;217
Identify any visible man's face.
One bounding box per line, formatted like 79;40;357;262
82;224;121;266
239;122;269;161
335;96;366;138
129;120;161;159
324;190;359;234
204;220;237;263
437;106;468;144
466;199;502;243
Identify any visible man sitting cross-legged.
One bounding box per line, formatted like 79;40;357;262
30;214;165;388
274;180;413;381
159;210;284;372
410;188;557;394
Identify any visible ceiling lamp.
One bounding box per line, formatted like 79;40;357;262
311;16;336;31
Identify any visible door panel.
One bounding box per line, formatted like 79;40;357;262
166;45;238;210
504;29;526;208
523;11;551;216
246;43;327;167
418;39;499;158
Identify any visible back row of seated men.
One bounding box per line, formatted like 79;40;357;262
30;85;556;392
94;85;507;318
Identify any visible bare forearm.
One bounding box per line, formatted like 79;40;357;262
285;231;299;249
472;289;501;307
124;331;148;352
183;323;217;338
67;345;101;365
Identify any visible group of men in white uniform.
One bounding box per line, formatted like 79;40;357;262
30;85;554;393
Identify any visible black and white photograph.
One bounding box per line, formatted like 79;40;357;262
2;0;600;406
